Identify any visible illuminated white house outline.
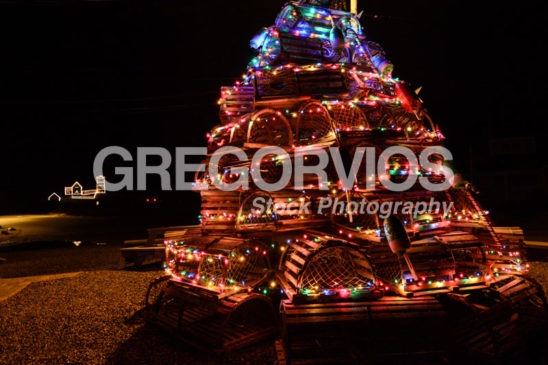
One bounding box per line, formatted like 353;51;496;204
48;193;61;202
65;181;81;196
64;176;106;200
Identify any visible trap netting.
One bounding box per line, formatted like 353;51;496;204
298;245;376;293
451;246;487;276
296;101;335;145
236;192;278;229
445;188;483;219
329;103;369;131
228;115;251;146
166;242;270;293
330;192;381;234
368;246;403;287
248;109;293;146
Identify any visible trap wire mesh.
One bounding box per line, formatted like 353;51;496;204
296;101;335;144
248;110;293;146
237;192;278;228
166;242;269;293
299;245;375;293
329;103;369;131
331;192;381;234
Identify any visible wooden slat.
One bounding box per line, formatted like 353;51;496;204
300;239;320;250
284;271;299;288
288;243;311;257
496;278;523;294
285;260;301;275
290;253;306;265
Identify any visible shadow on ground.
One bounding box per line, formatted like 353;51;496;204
106;318;276;365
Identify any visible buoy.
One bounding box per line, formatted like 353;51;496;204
384;216;418;280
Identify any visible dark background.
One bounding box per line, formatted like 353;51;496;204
0;1;546;237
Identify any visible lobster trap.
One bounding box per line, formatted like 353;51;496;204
147;236;278;351
149;280;278;352
278;232;380;303
165;238;271;295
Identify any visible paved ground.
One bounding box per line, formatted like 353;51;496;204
0;214;148;246
0;243;122;278
0;272;81;302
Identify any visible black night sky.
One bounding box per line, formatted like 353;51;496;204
0;0;546;234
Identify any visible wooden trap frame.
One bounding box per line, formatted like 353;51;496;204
150;281;278;352
147;236;278;352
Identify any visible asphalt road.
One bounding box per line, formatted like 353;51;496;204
0;214;150;246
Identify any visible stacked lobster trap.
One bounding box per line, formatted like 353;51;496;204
145;0;546;361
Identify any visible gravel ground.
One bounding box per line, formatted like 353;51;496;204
0;270;276;364
529;261;548;294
